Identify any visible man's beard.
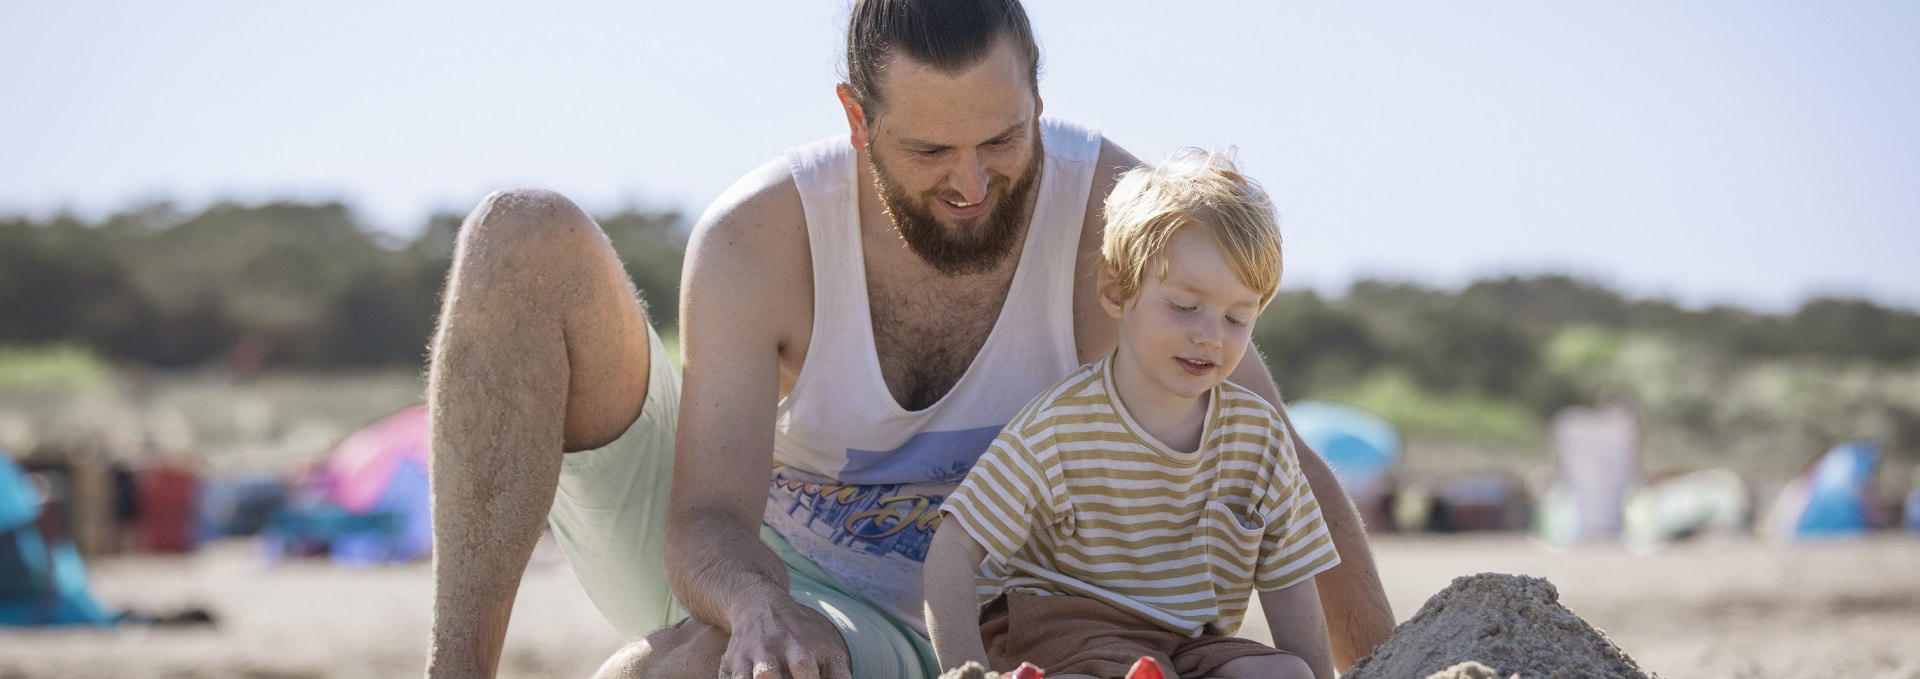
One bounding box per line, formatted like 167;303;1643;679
867;133;1044;276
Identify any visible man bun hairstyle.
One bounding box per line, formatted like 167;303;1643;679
845;0;1042;120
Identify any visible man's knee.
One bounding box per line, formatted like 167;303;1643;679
453;188;607;278
594;621;729;679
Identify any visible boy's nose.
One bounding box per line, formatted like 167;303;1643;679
1192;319;1223;349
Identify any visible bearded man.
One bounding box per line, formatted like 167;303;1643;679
423;2;1393;678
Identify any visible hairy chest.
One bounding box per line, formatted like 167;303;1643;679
865;268;1014;411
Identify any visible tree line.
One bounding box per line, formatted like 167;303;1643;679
0;202;683;370
4;200;1917;460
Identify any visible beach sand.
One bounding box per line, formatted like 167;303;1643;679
3;532;1917;678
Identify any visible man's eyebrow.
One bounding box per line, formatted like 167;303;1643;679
899;122;1027;150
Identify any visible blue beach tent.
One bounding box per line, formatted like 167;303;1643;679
1766;440;1881;541
1285;400;1402;490
0;450;117;626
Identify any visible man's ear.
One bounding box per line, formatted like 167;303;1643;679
1096;264;1128;320
836;83;871;150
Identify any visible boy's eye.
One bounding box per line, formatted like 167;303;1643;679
1226;315;1248;327
1169;301;1197;312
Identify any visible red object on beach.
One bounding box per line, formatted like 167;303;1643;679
136;464;199;553
1125;656;1165;679
1008;662;1045;679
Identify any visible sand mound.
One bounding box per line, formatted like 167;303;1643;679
939;662;993;679
1344;573;1654;679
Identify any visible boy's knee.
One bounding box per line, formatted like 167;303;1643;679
1214;652;1311;679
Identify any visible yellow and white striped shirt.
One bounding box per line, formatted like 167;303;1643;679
940;355;1339;637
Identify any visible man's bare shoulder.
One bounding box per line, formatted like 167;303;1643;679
682;154;812;346
689;154;808;255
1070;137;1147;362
1077;137;1146;257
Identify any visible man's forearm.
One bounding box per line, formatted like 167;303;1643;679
1295;448;1395;668
1228;350;1395;667
664;507;794;630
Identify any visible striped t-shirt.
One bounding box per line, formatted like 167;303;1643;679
940;354;1340;637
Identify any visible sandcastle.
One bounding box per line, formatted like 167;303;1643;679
1344;573;1652;679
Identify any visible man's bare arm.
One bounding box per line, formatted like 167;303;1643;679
665;164;852;679
1226;348;1395;669
1070;139;1144;364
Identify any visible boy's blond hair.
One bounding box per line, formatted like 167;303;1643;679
1101;148;1283;307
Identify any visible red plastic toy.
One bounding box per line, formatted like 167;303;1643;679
1124;656;1165;679
1007;662;1045;679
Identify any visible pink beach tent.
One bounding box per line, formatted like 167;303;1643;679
323;405;429;514
317;405;432;562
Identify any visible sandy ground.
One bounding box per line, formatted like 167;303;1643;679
3;532;1917;679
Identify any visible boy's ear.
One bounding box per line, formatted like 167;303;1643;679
1096;264;1128;320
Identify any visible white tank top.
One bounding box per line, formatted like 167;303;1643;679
765;118;1102;631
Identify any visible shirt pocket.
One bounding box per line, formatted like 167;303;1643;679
1202;498;1266;594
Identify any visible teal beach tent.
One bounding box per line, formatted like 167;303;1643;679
1285;400;1402;491
0;450;117;626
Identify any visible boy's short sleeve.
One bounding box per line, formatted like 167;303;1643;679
1255;423;1342;591
941;434;1052;564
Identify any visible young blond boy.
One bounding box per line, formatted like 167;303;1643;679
923;149;1338;679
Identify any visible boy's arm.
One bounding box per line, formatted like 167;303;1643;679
924;520;993;672
1260;582;1334;679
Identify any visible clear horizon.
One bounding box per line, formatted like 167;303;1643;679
5;2;1917;313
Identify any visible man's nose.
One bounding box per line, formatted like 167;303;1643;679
947;152;989;204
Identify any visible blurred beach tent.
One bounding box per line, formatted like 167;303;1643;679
1621;468;1751;552
1286;400;1401;489
0;450;117;626
261;405;431;564
1763;440;1880;541
1285;400;1401;531
1534;401;1643;546
199;475;288;541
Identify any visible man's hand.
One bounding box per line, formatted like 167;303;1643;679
717;597;852;679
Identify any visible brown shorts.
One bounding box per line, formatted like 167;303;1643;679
979;591;1291;679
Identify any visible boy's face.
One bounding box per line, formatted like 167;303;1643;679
1101;226;1265;411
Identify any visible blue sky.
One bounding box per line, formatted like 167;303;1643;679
4;2;1917;312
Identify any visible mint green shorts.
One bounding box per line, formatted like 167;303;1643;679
546;324;937;679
